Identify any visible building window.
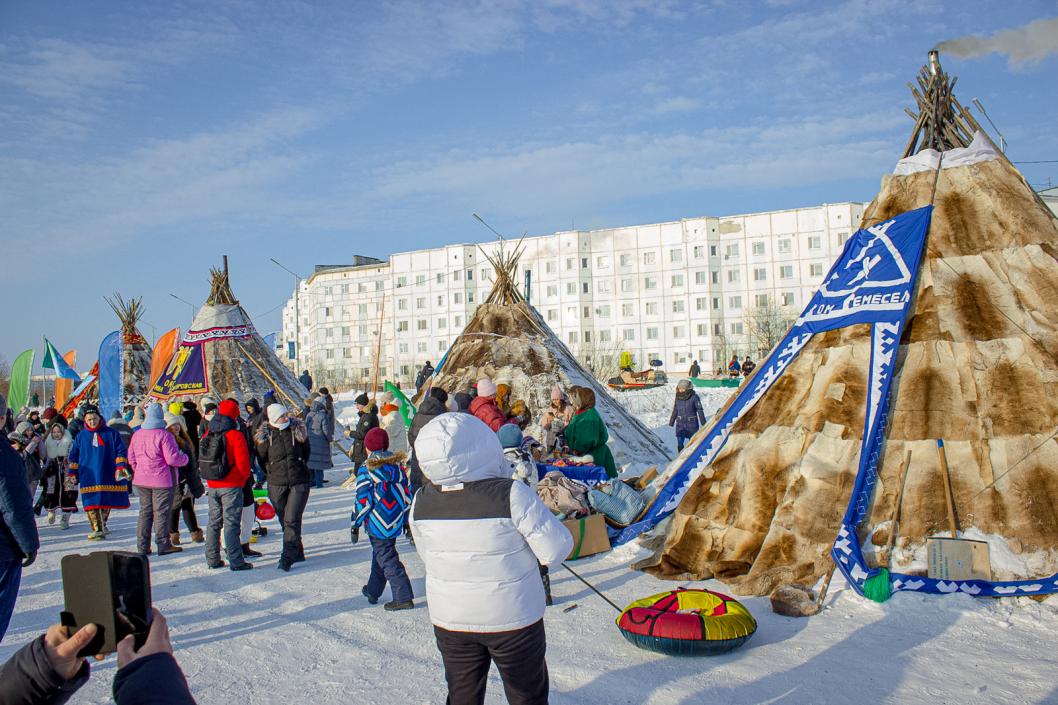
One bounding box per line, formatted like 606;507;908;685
568;331;578;344
581;257;589;269
547;309;557;321
643;251;657;265
416;297;426;309
584;330;592;343
673;326;685;338
396;276;407;288
398;342;409;354
438;340;447;352
645;302;658;315
621;279;634;293
437;318;446;329
341;326;350;338
646;327;659;340
325;327;333;338
566;283;577;295
727;270;740;284
729;296;742;309
375;281;384;291
622;303;634;317
436;272;445;284
711;271;719;284
782;291;795;306
416;274;426;285
810;263;824;277
780;265;794;279
417;341;428;353
808;236;822;250
672;300;685;313
696;323;707;337
752;241;765;256
397;320;409;332
466;269;473;280
566;257;575;271
583;306;591;319
596;255;610;268
671;274;684;287
837;232;849;245
454;315;462;326
582;282;589;294
695;271;706;285
544;261;555;274
710;245;718;256
730;322;744;335
778;239;792;254
597;304;611;317
454;293;463;304
693;245;704;259
644;277;657;290
599;330;612;343
670;248;683;263
467;291;474;303
358;304;368;315
623;329;635;341
756;294;770;308
620;253;632;267
754;268;767;282
344;348;353;358
437;295;444;306
725;244;739;258
713;323;722;336
397;299;408;311
597;280;611;294
547;285;558;298
695;297;707;311
325;349;334;359
712;297;720;310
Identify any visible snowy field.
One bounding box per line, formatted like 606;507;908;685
5;386;1058;704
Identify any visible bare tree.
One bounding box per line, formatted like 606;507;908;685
0;354;8;398
574;337;627;385
743;297;797;358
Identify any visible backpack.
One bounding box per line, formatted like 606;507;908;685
197;432;231;481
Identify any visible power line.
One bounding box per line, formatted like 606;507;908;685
1013;159;1058;164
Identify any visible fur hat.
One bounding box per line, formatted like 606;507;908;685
428;386;449;404
142;403;167;430
354;393;369;406
677;379;692;391
364;427;389;452
42;407;57;421
163;411;186;431
476;377;497;398
7;432;26;446
14;421;33;437
183;401;197;412
497;423;523;449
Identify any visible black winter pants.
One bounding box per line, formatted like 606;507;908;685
268;483;309;564
433;620;548;705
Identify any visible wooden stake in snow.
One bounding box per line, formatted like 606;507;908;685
371;295;385;404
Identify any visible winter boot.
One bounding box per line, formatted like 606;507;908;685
384;600;414;611
60;513;71;530
170;532;182;546
47;510;56;525
190;529;205;543
242;543;262;557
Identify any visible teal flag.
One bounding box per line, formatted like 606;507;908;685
41;337;81;383
8;349;34;412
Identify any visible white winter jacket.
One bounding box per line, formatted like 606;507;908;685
379;409;409;455
410;413;573;633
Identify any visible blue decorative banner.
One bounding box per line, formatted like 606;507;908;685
614;206;934;548
97;331;123;419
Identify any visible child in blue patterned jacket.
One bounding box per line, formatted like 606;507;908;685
351;427;414;611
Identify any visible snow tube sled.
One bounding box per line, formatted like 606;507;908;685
616;588;756;656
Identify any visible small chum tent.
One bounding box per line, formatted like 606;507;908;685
625;52;1058;600
150;259;308;408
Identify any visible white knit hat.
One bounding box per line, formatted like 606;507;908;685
267;403;290;429
477;377;497;397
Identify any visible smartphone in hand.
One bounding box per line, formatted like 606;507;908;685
60;551;152;657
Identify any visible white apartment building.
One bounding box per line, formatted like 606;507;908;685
281;201;866;388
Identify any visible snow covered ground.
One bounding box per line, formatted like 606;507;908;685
5;386;1058;704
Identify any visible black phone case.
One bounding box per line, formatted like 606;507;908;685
60;551;152;656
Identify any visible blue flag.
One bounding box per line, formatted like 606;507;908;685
97;331;123;420
41;338;81;384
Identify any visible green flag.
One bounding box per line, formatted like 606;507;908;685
8;349;34;412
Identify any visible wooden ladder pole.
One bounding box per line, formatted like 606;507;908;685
936;439;959;538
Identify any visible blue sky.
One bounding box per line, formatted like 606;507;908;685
2;0;1057;373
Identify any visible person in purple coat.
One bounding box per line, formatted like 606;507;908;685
127;404;188;556
669;380;707;453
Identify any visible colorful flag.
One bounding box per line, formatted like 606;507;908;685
97;331;123;419
41;338;81;384
149;328;181;388
53;350;78;410
8;349;34;412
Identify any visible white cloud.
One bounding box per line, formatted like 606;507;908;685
652;96;703;114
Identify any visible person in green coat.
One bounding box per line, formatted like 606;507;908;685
563;386;617;478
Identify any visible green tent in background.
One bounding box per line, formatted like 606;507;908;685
8;349;34;413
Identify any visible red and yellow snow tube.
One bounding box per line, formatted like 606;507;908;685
616;588;756;656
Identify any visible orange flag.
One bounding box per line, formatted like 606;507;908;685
53;350;77;410
150;328;181;388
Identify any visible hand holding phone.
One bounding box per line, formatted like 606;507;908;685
43;623;98;678
117;608;172;669
61;551;152;656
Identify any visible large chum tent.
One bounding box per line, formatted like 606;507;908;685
625;52;1058;599
427;242;671;468
151;260;308;407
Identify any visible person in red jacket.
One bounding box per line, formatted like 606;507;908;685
469;378;507;432
202;400;253;571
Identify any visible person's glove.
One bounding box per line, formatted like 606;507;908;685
116;467;132;482
350;526;360;544
64;474;78;491
22;550;37;568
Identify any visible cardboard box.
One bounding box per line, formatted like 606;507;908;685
563;513;611;560
927;537;992;581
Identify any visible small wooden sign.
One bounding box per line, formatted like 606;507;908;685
927;537;992;581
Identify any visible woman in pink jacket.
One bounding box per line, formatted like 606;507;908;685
127;403;188;556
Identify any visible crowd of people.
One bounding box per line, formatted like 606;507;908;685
0;369;590;704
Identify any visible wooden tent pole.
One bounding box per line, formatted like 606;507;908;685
235;340;303;416
371;295;385;404
936;439;959;538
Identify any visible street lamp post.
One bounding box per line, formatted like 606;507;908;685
271;258;302;374
169;294;196;326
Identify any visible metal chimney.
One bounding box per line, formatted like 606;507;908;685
928;50;941;76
